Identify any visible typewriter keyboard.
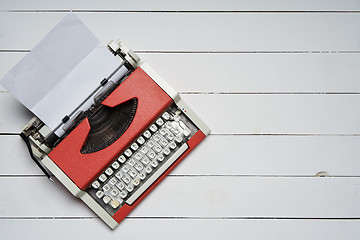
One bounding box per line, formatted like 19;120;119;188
87;107;197;214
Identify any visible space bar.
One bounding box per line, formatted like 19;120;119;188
126;143;188;205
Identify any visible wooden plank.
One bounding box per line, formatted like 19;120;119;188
0;93;33;133
1;219;360;240
0;177;359;218
182;94;360;134
0;13;359;51
1;92;360;134
1;0;359;11
2;135;360;176
0;135;44;175
2;52;360;93
141;53;360;93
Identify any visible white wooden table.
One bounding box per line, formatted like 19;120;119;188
1;1;360;239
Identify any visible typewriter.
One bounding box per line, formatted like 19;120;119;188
1;14;210;229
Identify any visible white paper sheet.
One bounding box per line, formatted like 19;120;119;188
0;13;121;130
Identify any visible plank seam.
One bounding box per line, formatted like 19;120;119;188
3;91;360;95
0;216;359;220
1;133;360;136
2;10;360;13
180;92;360;95
2;50;360;54
0;175;359;178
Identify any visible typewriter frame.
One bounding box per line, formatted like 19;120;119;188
21;40;210;229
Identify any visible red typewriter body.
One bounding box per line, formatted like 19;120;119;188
49;68;173;190
43;63;209;228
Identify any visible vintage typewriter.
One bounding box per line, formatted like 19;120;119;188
1;14;210;229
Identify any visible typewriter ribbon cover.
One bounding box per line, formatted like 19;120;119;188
49;68;174;190
0;14;210;229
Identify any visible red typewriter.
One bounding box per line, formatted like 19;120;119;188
1;14;210;229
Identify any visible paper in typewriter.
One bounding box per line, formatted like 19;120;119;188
1;14;120;130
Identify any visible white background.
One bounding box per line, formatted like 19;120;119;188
0;0;360;239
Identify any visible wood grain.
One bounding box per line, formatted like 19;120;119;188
2;219;360;240
2;52;360;93
1;176;359;218
0;13;359;51
0;1;359;237
1;0;360;11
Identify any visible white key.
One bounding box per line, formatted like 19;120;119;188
163;148;171;156
115;171;123;180
124;149;132;157
143;130;151;139
175;136;182;143
120;190;127;198
162;112;170;120
139;172;146;180
147;151;156;159
137;136;145;145
96;190;104;199
165;122;172;129
133;178;140;186
99;174;107;182
153;134;161;142
174;115;181;121
109;177;117;185
166;134;174;141
163;126;170;133
111;188;119;196
172;128;180;135
150;124;158;132
141;157;150;165
122;165;130;172
122;175;131;184
103;184;111;191
156;118;164;126
151;160;158;168
118;155;126;163
103;195;112;204
147;140;155;148
126;185;134;192
145;166;152;174
154;145;162;153
116;181;125;190
157;155;165;162
179;121;191;136
159;129;166;135
169;141;177;150
105;167;113;176
131;143;139;151
135;163;144;172
183;128;191;137
141;146;149;154
135;152;142;160
160;139;168;147
111;199;121;209
128;169;137;178
112;161;120;170
128;158;136;166
92;180;100;189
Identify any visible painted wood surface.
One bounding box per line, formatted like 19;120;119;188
1;52;360;93
1;0;360;11
0;1;359;239
1;13;359;52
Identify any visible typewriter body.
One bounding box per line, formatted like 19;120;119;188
2;15;209;229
